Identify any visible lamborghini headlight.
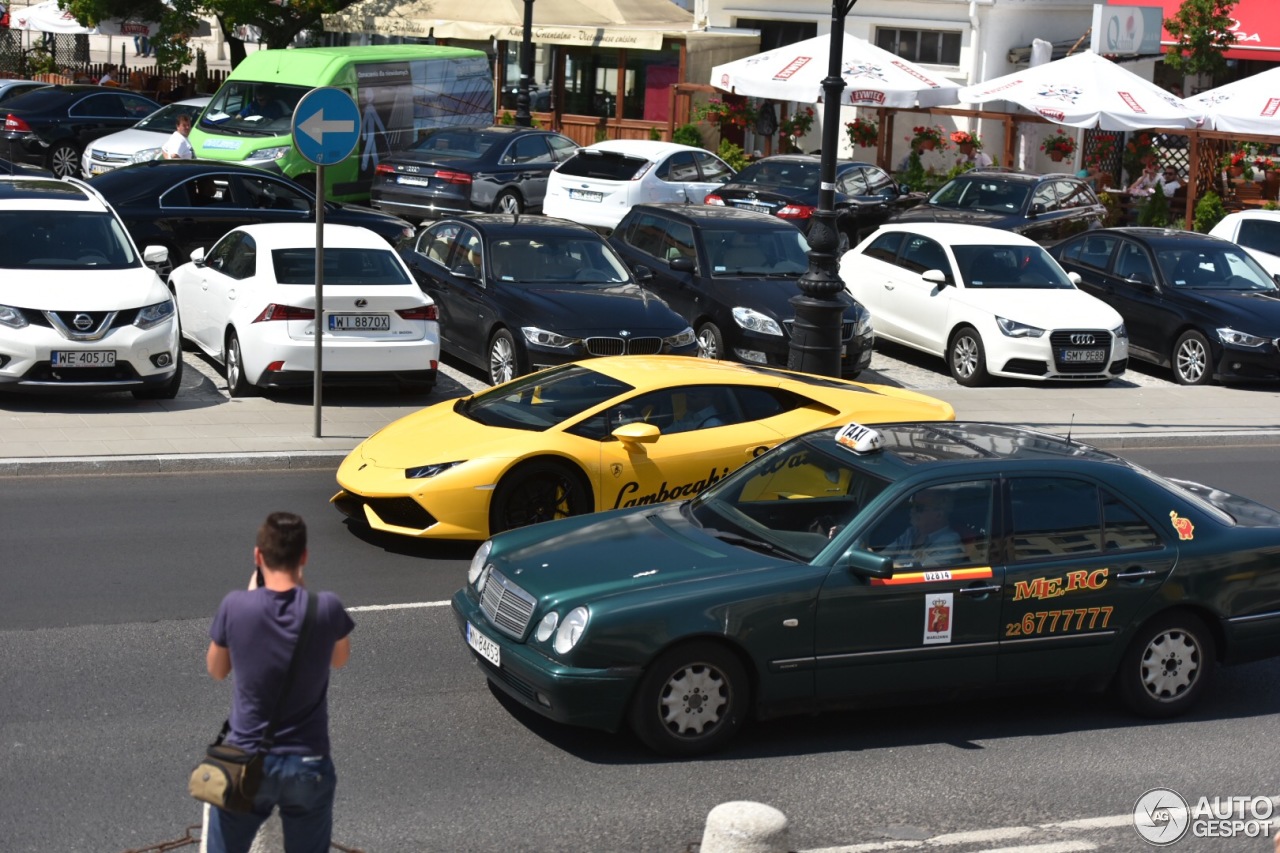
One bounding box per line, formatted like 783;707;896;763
405;460;463;479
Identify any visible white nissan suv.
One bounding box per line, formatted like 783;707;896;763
0;177;180;398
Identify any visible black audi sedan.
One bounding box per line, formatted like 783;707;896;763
889;170;1105;245
703;154;924;253
1;85;160;177
1050;227;1280;385
400;214;697;384
370;125;579;222
608;204;873;378
88;160;416;273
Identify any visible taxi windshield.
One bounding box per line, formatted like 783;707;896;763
688;434;890;561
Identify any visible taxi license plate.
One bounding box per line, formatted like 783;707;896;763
398;175;430;187
329;314;390;331
569;189;603;202
1061;349;1106;363
467;622;500;667
51;350;115;367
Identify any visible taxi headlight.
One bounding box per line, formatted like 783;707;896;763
467;540;493;586
553;606;589;654
534;611;559;642
732;307;783;336
405;460;463;479
1218;327;1267;348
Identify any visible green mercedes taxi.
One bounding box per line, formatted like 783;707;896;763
452;421;1280;755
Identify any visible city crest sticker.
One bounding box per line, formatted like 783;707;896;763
923;593;953;645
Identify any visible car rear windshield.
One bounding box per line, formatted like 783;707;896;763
271;248;411;285
408;129;502;159
0;211;138;269
734;161;821;190
555;150;649;181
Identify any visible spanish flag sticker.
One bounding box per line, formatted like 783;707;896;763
871;567;993;586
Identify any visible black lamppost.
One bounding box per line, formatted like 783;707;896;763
514;0;535;127
787;0;857;377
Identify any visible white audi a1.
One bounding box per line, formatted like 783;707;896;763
170;222;440;396
840;223;1128;387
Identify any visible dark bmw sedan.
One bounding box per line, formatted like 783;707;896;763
704;154;924;253
608;204;873;378
400;214;697;384
890;170;1105;244
1;85;160;178
370;125;579;222
1050;227;1280;385
88;160;415;273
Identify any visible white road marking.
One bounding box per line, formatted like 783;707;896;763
348;601;450;612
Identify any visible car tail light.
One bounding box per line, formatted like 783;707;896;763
374;163;397;175
704;193;725;206
777;203;817;220
432;170;472;185
4;114;30;132
631;162;655;181
397;305;438;321
252;304;315;323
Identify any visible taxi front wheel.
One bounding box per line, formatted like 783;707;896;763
629;641;748;756
1116;611;1215;718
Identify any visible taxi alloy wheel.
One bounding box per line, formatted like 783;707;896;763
489;459;591;535
1117;611;1215;718
629;641;748;756
948;326;990;387
1172;330;1213;386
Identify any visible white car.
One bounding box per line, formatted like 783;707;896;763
840;223;1128;386
81;97;212;178
171;223;440;397
1208;210;1280;278
543;139;734;231
0;176;180;398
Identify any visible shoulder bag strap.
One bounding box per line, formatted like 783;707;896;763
257;589;318;752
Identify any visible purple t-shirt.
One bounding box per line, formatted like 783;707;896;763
210;586;355;756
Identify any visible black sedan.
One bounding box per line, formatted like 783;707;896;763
889;170;1105;244
1050;227;1280;385
400;214;698;384
608;204;873;378
1;85;160;178
88;160;415;274
703;154;924;253
370;125;579;222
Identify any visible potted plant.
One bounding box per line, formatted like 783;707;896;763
950;130;981;150
1041;131;1076;162
778;106;815;152
1086;133;1117;168
1221;148;1254;181
695;97;758;130
908;125;946;152
846;116;878;148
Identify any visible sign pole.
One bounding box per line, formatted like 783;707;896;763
290;86;360;441
314;164;325;438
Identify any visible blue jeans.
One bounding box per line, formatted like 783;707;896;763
206;754;336;853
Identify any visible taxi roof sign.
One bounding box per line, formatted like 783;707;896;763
835;422;884;454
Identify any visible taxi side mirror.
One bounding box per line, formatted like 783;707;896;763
613;422;660;444
839;548;894;578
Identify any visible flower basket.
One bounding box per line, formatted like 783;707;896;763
845;117;878;148
1221;146;1258;182
950;130;981;151
778;106;815;151
908;125;947;152
1086;133;1118;169
694;97;758;130
1041;132;1076;161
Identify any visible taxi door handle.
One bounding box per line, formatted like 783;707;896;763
1115;568;1160;581
959;584;1002;596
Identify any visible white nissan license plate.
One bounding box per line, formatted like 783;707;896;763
1061;349;1106;363
51;350;115;367
329;314;390;331
569;189;603;202
467;622;501;667
397;175;430;187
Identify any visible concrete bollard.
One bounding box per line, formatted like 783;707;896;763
699;801;790;853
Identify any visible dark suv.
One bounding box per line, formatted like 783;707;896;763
888;170;1105;244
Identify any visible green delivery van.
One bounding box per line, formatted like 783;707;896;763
190;45;494;202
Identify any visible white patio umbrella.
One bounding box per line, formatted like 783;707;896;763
710;32;961;108
9;0;210;37
956;50;1203;131
1186;66;1280;134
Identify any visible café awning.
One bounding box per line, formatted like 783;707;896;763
322;0;695;50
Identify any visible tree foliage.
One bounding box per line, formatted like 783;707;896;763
1163;0;1238;79
58;0;364;70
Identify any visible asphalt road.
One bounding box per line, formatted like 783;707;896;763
3;446;1279;852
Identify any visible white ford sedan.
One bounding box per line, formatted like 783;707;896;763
171;222;439;396
840;223;1128;386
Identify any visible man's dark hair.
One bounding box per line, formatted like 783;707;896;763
257;511;307;569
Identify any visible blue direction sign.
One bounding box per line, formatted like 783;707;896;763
291;87;361;167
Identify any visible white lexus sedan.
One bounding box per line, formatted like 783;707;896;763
840;223;1128;386
543;139;735;231
171;223;440;396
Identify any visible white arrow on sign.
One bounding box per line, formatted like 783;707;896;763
298;109;355;146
